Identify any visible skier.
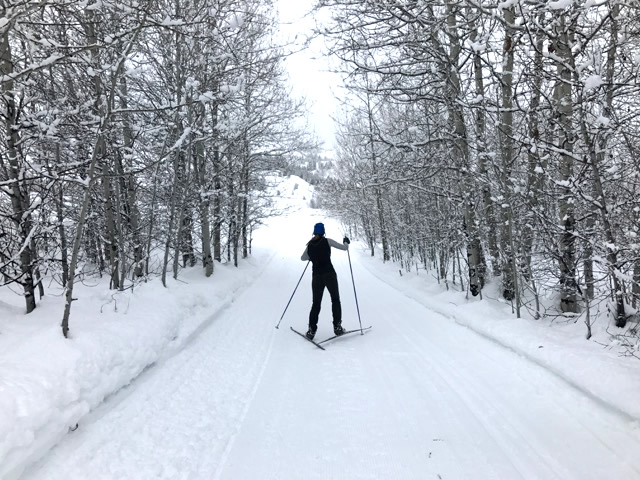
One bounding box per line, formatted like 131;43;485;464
301;222;350;340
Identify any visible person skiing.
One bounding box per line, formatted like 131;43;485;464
301;222;350;340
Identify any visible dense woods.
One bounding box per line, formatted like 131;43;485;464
3;0;640;343
0;0;309;335
316;0;640;334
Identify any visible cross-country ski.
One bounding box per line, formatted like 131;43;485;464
290;325;372;349
290;326;326;350
318;326;372;345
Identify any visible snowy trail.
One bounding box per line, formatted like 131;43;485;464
21;217;640;480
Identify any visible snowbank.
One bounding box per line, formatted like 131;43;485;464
357;250;640;423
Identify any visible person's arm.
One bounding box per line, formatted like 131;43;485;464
301;246;310;261
327;238;348;251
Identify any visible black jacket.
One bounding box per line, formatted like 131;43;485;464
301;236;348;274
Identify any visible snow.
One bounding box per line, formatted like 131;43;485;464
3;175;640;479
219;76;244;94
584;0;608;7
40;55;63;67
468;41;485;53
584;74;604;91
198;91;216;103
171;127;191;150
226;13;244;30
357;256;640;422
159;16;184;27
596;115;611;127
548;0;573;9
0;259;268;480
84;0;102;10
497;0;517;8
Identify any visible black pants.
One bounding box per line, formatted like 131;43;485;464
308;271;341;331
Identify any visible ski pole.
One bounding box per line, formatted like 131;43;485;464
346;246;364;334
276;261;310;329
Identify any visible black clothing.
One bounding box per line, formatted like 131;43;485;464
302;235;348;331
309;270;341;330
306;237;334;275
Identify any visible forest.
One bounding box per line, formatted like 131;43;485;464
2;0;640;348
317;0;640;344
0;0;311;335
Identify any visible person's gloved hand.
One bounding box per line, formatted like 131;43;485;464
343;236;350;244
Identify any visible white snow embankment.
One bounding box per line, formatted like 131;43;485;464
357;251;640;423
0;258;270;480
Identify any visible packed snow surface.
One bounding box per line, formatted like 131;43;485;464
3;175;640;479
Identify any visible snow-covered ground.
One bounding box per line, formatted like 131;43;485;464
3;175;640;479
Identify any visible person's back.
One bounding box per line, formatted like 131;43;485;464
300;223;350;339
306;236;333;274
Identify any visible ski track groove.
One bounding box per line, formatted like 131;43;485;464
370;278;545;479
212;327;277;480
377;278;640;480
349;255;640;480
388;315;565;480
427;321;640;469
358;254;640;427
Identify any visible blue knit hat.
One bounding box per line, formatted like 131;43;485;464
313;222;325;235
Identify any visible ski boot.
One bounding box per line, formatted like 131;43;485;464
306;327;316;340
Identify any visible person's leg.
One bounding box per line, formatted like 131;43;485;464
326;271;342;330
308;274;325;334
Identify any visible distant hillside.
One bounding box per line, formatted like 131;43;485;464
284;153;335;186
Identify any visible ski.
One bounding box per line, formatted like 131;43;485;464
317;326;372;345
290;326;326;350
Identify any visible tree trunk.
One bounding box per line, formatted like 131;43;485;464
212;105;222;262
102;157;120;290
0;21;36;313
242;169;249;259
195;138;213;276
146;163;161;277
230;179;238;267
445;1;484;295
522;16;545;283
114;173;128;290
119;74;143;278
62;132;105;336
364;86;390;262
633;261;640;309
161;154;179;286
499;5;516;301
31;238;44;299
56;182;69;287
554;14;578;313
471;11;500;277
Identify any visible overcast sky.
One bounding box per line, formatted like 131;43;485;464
276;0;341;157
